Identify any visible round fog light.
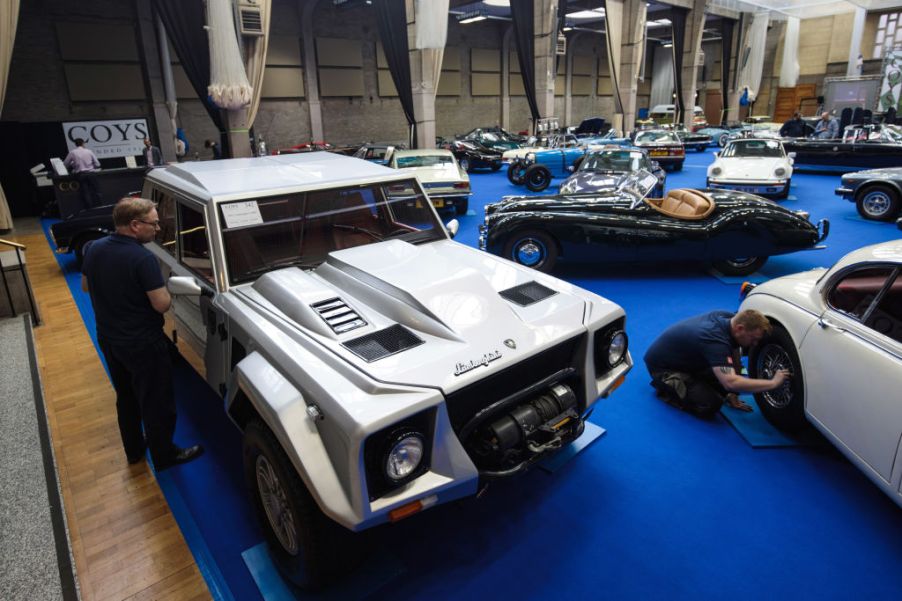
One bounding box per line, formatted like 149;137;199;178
608;331;628;367
384;434;425;482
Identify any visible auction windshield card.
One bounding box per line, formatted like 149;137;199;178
222;200;264;228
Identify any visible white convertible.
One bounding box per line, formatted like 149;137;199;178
707;138;793;199
145;153;632;588
739;240;902;507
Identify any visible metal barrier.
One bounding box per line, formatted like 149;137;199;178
0;238;39;326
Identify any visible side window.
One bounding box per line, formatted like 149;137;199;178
152;189;177;257
826;267;895;320
177;203;213;283
865;271;902;343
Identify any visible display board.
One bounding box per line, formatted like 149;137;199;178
879;49;902;111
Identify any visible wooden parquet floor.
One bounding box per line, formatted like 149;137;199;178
8;228;210;601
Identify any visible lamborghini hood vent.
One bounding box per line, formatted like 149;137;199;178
311;297;367;334
343;325;424;362
499;281;558;307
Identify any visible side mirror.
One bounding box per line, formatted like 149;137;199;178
787;151;796;159
445;218;459;239
168;276;204;297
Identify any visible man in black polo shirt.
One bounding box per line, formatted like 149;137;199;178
81;197;203;469
644;309;790;417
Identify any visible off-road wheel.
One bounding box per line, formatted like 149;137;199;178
524;164;552;192
712;256;767;276
749;326;807;432
507;161;528;185
856;184;900;221
503;230;558;272
243;420;362;590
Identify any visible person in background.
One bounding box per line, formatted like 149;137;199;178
63;137;102;208
175;127;189;161
779;112;806;138
142;138;163;168
204;139;222;160
813;111;839;139
644;309;790;418
81;196;203;470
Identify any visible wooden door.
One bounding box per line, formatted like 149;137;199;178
774;84;817;122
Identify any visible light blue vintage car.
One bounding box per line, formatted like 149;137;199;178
508;146;590;192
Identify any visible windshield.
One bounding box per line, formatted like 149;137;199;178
636;131;679;144
580;150;646;172
881;125;902;142
722;139;784;158
618;169;660;207
395;154;454;168
219;180;445;284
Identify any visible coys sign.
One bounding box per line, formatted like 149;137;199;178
454;349;502;376
62;119;150;158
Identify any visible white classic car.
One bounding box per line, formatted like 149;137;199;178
707;138;793;199
739;240;902;507
145;153;632;587
387;148;471;215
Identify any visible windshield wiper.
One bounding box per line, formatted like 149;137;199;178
332;223;384;241
243;257;320;277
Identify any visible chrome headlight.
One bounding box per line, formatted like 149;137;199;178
607;330;628;367
384;433;425;483
775;167;786;177
711;166;722;176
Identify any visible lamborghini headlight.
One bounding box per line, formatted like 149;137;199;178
384;433;425;483
607;331;628;367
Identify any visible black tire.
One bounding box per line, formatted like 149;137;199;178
459;158;471;172
503;230;559;272
455;197;469;216
490;161;502;172
524;164;552;192
72;232;105;270
671;161;684;172
775;179;791;200
243;420;362;589
855;184;900;221
712;256;767;276
749;326;807;432
507;160;528;185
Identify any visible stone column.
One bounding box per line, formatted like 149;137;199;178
502;26;512;130
679;0;707;129
617;0;647;133
847;7;867;77
135;0;177;161
565;33;583;127
410;48;441;149
728;14;753;123
300;0;324;142
225;109;251;157
534;0;559;121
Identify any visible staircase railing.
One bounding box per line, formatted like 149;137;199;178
0;238;39;326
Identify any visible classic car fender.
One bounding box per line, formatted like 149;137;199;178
848;177;902;200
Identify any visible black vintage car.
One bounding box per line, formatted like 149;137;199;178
443;139;504;172
783;124;902;172
479;171;829;275
835;166;902;221
49;203;114;267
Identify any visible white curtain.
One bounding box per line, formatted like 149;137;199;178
0;0;20;230
736;12;769;102
244;0;271;129
414;0;448;96
650;44;674;108
779;16;800;88
206;0;252;110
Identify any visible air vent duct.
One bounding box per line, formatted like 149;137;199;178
311;297;367;334
499;281;558;307
238;3;264;36
343;325;424;362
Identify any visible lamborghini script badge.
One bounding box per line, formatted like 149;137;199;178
454;350;502;376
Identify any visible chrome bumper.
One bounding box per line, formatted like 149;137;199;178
708;181;787;195
834;186;854;199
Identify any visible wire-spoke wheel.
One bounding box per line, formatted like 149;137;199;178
749;326;807;432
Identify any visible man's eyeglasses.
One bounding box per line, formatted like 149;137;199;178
136;219;161;228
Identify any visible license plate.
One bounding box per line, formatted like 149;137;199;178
650;150;668;156
432;199;444;208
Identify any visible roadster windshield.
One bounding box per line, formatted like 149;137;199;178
580;150;646;172
722;140;783;158
395;155;454;168
619;169;660;207
635;131;679;144
219;180;444;284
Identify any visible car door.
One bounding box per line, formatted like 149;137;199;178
801;265;902;484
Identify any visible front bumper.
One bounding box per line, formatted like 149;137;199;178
708;180;788;196
834;185;855;201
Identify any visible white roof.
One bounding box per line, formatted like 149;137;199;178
147;152;406;202
832;240;902;272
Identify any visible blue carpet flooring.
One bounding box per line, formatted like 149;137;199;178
42;150;902;600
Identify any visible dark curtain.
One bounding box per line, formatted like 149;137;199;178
720;18;735;125
153;0;229;155
601;0;623;115
510;0;540;127
376;0;417;148
670;7;688;124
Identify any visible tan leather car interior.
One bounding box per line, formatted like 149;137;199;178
645;189;715;220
